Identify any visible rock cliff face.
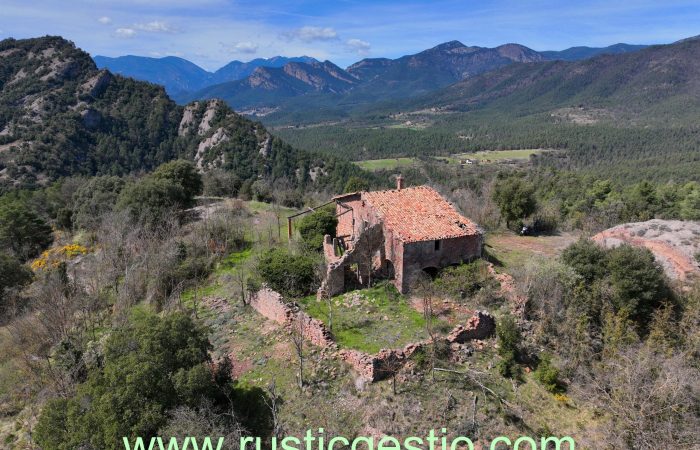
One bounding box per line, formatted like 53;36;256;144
593;219;700;282
0;36;358;192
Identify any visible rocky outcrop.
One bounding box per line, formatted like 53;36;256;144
80;109;102;129
80;70;112;98
593;219;700;282
195;128;229;168
178;102;199;136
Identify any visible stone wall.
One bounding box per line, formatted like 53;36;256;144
338;311;495;382
318;223;386;298
249;286;335;348
400;235;483;292
446;311;496;343
337;342;424;382
249;287;292;325
250;286;496;383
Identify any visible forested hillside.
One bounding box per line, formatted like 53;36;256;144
275;39;700;183
0;36;363;194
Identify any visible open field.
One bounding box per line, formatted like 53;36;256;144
485;231;580;269
354;149;551;172
438;149;549;163
353;157;418;171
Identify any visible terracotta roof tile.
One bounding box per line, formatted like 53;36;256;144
361;186;481;243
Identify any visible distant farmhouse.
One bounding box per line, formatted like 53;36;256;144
318;177;483;296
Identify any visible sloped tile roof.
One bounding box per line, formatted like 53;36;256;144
361;186;481;243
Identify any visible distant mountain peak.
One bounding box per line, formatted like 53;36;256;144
432;40;466;50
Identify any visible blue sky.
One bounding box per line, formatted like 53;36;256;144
1;0;699;71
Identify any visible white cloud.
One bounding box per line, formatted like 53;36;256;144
346;38;371;55
134;21;179;33
97;16;112;25
114;28;137;38
222;41;259;54
285;26;338;42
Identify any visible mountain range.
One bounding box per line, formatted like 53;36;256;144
95;42;650;112
94;54;317;96
411;40;700;121
0;36;358;192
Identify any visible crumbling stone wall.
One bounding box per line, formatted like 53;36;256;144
337;343;423;382
249;287;291;325
319;223;386;298
446;311;496;343
338;311;495;382
250;286;496;382
249;286;335;348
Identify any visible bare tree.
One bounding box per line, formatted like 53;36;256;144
264;379;284;439
414;272;438;381
382;354;405;395
290;312;305;389
578;345;699;450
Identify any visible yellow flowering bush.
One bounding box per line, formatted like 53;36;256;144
553;393;570;404
31;244;90;271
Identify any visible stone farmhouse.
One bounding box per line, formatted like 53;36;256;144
319;177;483;296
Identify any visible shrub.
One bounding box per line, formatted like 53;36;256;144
496;315;521;378
255;248;318;297
34;312;241;450
493;176;536;230
561;238;607;283
343;176;370;193
117;177;186;226
201;170;241;198
433;260;499;300
152;160;203;208
0;252;33;312
0;200;53;260
296;206;337;251
534;353;563;393
71;176;125;230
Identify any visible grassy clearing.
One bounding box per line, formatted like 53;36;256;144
299;282;448;353
439;149;547;164
485;231;579;270
354;157;418;171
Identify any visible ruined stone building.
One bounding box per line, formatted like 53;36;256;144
320;178;483;296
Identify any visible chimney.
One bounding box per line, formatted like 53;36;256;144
396;174;404;190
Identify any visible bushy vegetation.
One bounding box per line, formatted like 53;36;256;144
432;260;500;302
34;312;267;450
0;200;53;260
255;248;319;298
493;175;537;230
296;206;337;250
533;353;563;393
0;252;32;315
496;315;521;378
562;239;670;329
